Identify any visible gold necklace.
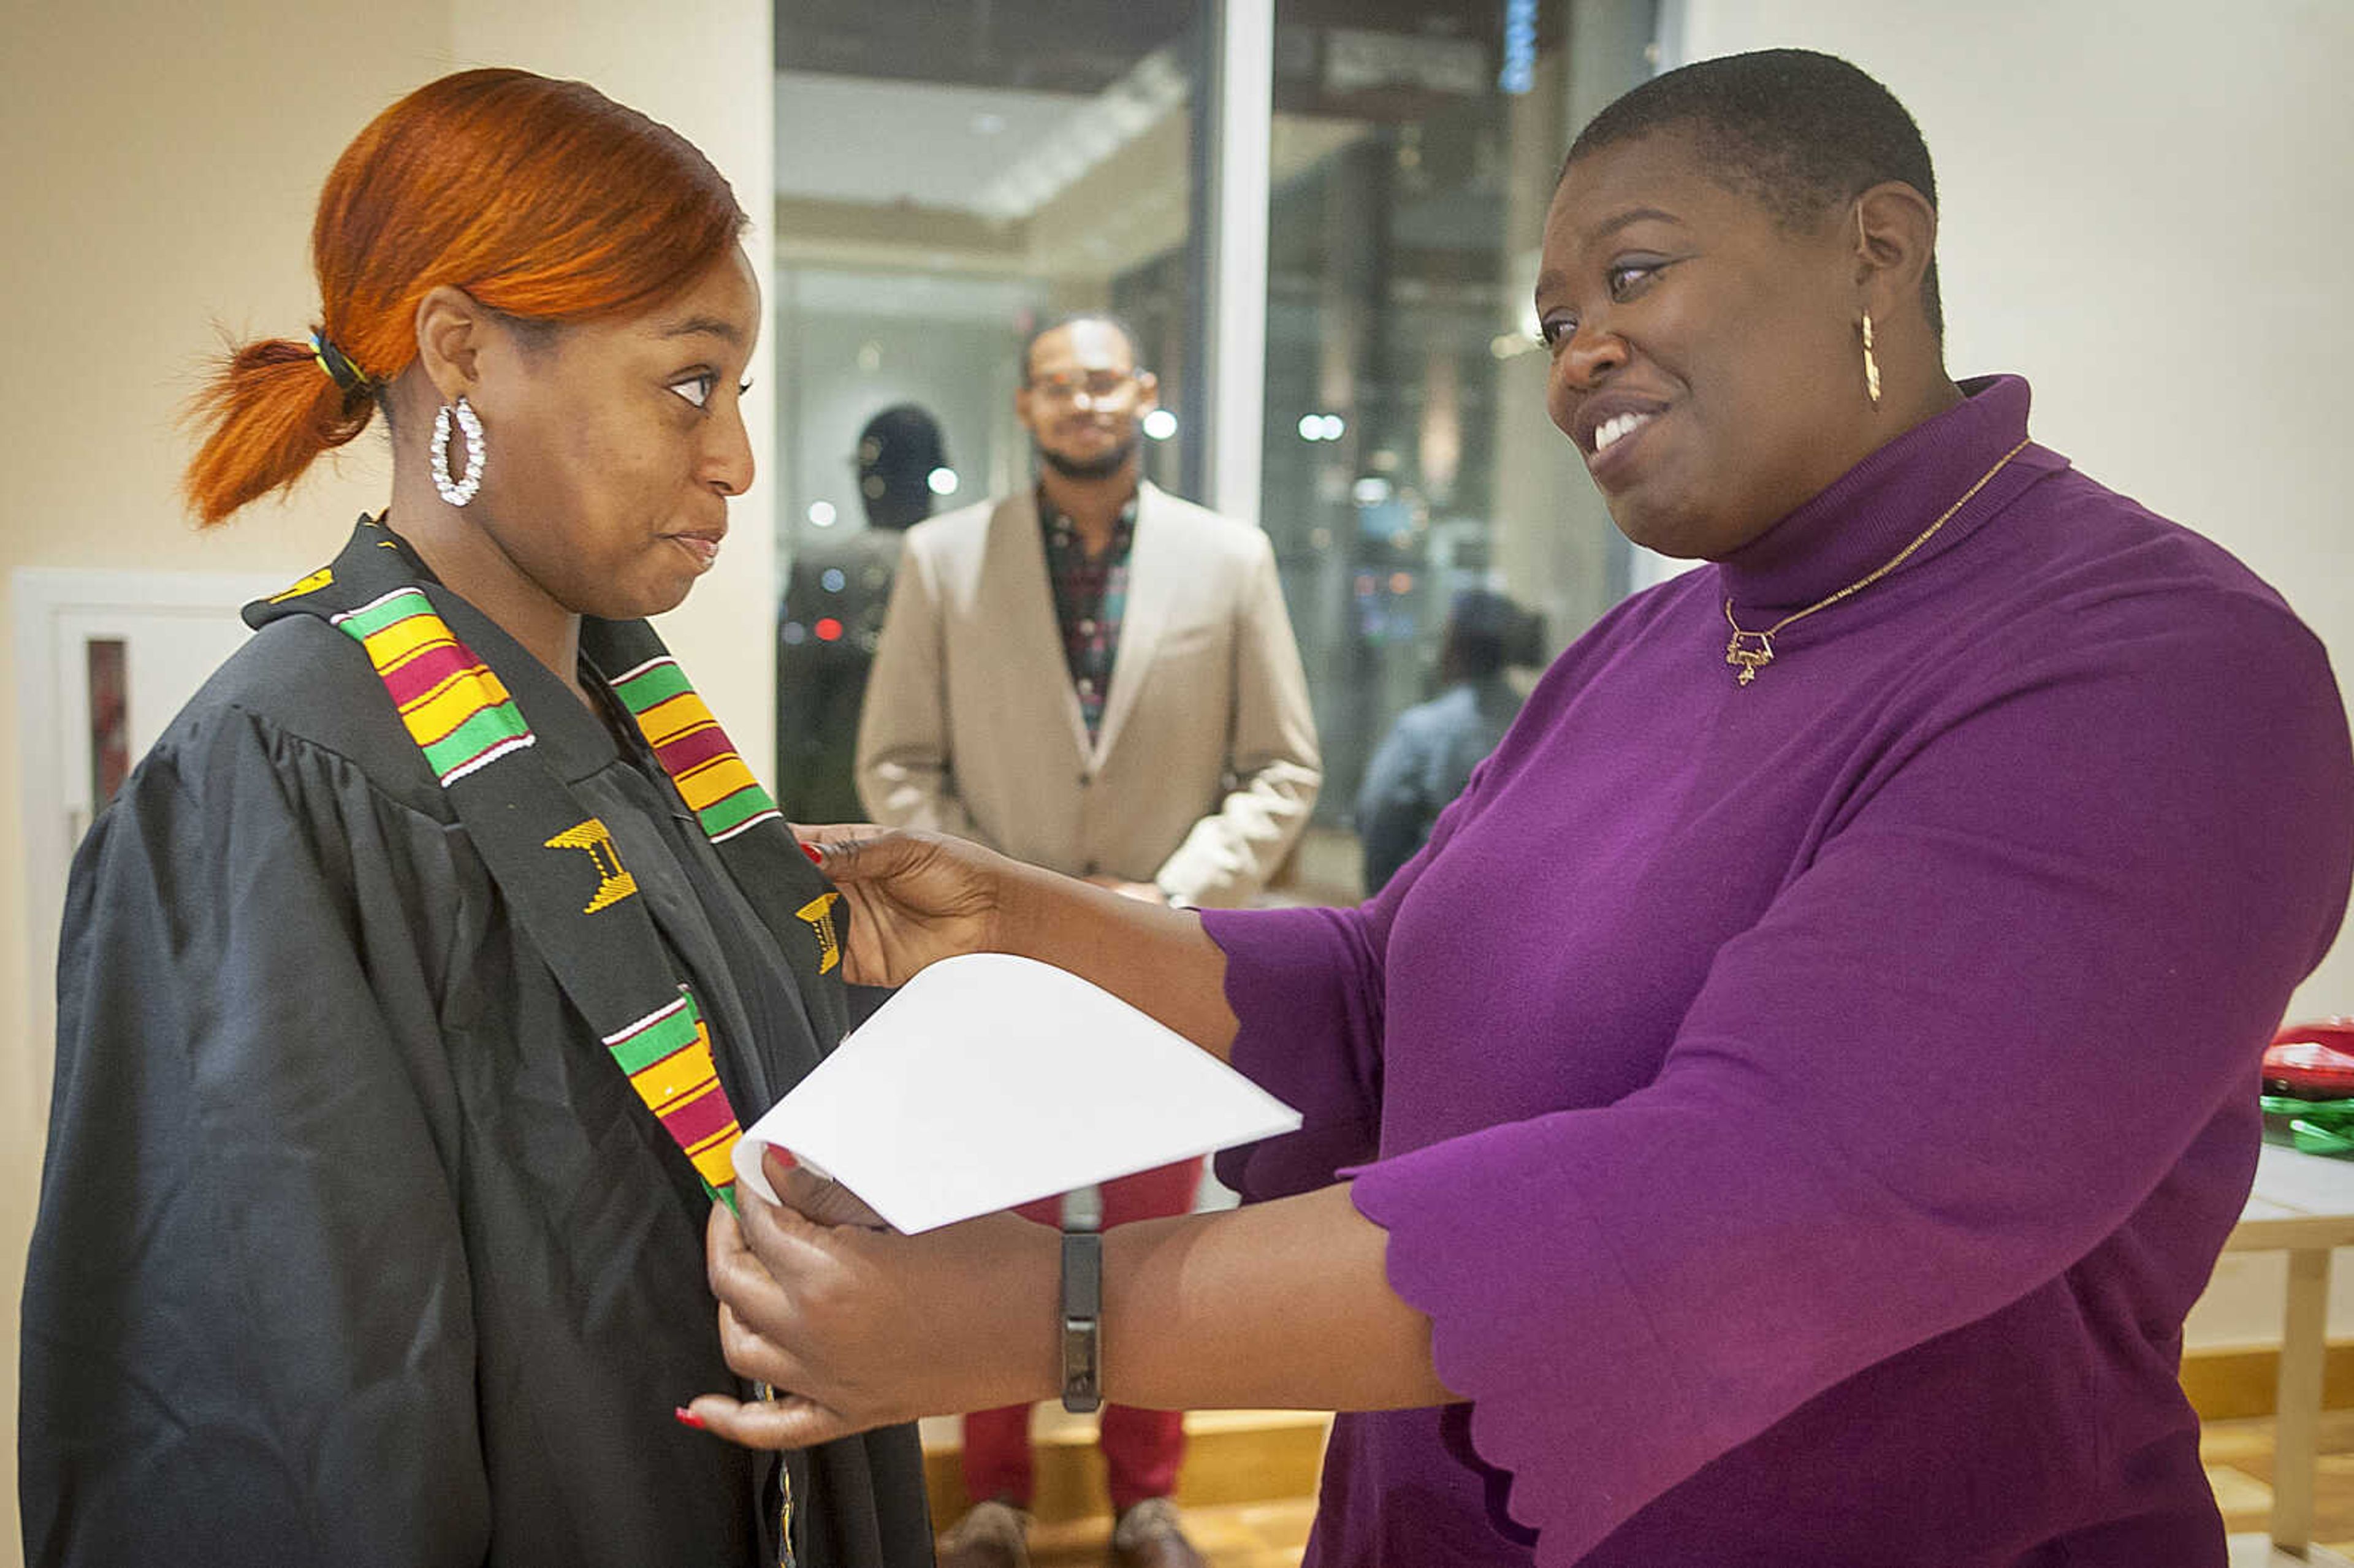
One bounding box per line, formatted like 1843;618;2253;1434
1722;437;2030;686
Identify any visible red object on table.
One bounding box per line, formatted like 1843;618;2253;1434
2263;1018;2354;1099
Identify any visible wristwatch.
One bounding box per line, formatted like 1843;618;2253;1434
1059;1218;1103;1414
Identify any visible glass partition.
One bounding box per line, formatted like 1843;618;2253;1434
771;2;1205;818
1257;0;1658;899
769;0;1661;896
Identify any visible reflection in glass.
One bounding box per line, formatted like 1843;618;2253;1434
1260;0;1657;872
771;3;1207;814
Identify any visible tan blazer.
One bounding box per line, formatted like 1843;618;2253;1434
855;481;1322;908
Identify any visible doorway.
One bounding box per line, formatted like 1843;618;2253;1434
11;568;280;1133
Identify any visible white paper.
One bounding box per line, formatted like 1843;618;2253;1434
732;952;1301;1233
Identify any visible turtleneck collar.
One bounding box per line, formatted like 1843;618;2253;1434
1716;375;2063;614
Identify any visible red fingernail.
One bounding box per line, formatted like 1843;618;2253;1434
674;1406;707;1430
799;840;825;864
764;1145;798;1176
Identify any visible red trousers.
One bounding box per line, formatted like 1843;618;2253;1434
960;1157;1202;1512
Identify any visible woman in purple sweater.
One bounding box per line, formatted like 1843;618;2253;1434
691;50;2354;1566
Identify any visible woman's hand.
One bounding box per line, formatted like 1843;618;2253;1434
793;827;1012;988
796;824;1242;1061
685;1150;1060;1450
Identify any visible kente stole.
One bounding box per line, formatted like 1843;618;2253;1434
246;519;851;1209
253;519;844;1564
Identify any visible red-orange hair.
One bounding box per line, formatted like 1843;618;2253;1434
183;68;748;526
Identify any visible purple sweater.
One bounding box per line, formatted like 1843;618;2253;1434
1202;378;2354;1566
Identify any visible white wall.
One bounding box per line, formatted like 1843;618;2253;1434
0;4;773;1560
1670;0;2354;1350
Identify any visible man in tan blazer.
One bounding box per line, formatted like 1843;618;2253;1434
856;314;1321;910
854;313;1320;1568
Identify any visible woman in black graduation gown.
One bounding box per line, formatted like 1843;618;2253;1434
19;68;931;1568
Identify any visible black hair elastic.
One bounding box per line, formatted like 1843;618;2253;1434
308;329;372;395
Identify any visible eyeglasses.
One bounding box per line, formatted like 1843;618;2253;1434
1027;370;1140;406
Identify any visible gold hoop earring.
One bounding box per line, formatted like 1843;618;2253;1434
1861;311;1883;409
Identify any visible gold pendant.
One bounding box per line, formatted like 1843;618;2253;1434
1725;628;1775;686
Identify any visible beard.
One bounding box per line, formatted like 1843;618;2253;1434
1035;431;1140;482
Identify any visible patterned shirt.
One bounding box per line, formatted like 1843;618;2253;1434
1038;487;1138;742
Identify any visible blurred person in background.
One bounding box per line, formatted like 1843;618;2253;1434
777;404;948;824
1355;589;1544;894
19;68;929;1568
853;311;1322;1568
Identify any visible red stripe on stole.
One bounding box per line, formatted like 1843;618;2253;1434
653;722;734;777
660;1080;737;1150
380;640;479;708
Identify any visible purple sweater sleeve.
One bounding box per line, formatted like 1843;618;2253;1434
1202;757;1498;1200
1197;902;1385;1200
1284;593;2350;1558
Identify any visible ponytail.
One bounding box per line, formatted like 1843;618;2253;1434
181;332;379;528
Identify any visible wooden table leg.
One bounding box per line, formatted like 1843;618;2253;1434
2274;1246;2332;1553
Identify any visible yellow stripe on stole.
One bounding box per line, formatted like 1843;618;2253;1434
630;1035;721;1116
690;1138;741;1188
398;665;516;748
633;691;715;747
673;753;760;812
361;613;455;672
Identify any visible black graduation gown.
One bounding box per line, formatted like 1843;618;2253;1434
20;573;934;1567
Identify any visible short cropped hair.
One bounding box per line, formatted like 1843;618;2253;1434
1021;310;1146;384
1564;49;1943;337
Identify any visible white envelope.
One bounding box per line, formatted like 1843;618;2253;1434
731;952;1303;1233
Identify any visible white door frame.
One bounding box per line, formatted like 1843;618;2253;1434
1200;0;1274;527
11;566;284;1134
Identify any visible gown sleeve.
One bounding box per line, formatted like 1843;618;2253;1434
1339;592;2354;1559
20;701;492;1567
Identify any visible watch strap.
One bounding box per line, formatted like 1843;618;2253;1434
1059;1224;1103;1414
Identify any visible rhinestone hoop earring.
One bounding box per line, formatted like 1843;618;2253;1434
1860;311;1883;409
430;395;487;507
